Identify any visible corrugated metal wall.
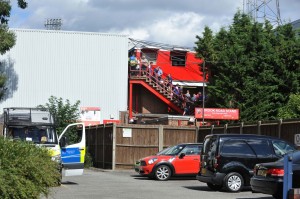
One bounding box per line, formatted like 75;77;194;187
0;29;128;122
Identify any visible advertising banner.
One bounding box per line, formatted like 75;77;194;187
79;107;101;126
195;108;239;120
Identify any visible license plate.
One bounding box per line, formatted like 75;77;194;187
257;170;267;177
201;168;206;174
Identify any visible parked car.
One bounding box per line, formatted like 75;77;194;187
250;150;300;199
196;134;296;192
135;143;203;181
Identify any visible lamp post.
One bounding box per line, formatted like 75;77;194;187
202;61;205;125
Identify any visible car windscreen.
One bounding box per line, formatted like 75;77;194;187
7;126;58;144
157;145;185;155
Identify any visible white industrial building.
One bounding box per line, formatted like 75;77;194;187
0;29;129;123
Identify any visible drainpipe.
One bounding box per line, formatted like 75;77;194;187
129;82;133;120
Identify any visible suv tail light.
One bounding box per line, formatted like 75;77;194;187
213;155;220;169
267;168;284;177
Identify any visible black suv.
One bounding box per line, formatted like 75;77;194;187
196;134;296;192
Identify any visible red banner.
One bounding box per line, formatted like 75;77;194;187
195;108;239;120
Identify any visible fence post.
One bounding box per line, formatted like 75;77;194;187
278;119;282;139
112;123;116;170
102;125;105;169
211;125;214;134
240;122;244;134
158;125;164;151
257;121;261;135
224;124;228;134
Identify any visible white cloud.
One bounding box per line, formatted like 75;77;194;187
8;0;300;47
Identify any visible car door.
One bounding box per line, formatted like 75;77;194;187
59;123;86;176
172;145;201;174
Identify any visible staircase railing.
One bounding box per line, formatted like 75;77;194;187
129;67;199;115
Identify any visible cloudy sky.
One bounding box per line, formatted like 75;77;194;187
8;0;300;47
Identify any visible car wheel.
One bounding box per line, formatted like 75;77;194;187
223;172;244;192
207;183;223;191
155;165;171;181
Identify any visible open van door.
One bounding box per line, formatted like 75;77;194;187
58;123;86;176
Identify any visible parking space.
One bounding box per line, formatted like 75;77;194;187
42;169;274;199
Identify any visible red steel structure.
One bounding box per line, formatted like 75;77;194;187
128;39;206;121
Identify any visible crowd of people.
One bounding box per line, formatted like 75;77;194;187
128;54;205;115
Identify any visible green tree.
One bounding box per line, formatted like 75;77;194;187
0;0;27;99
38;96;81;136
38;96;93;167
278;93;300;119
195;11;300;122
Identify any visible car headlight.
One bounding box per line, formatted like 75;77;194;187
148;158;158;165
51;154;62;163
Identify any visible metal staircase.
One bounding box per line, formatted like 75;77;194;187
129;69;186;114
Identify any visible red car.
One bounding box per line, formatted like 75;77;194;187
134;143;203;181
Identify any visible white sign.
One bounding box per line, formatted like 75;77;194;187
123;128;132;138
79;107;101;126
295;134;300;146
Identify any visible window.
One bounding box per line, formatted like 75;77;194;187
159;144;184;155
181;145;202;155
203;137;218;158
221;140;255;157
272;140;295;156
247;139;273;157
170;51;186;66
141;49;158;64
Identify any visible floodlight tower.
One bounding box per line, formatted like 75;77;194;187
243;0;282;26
44;18;62;30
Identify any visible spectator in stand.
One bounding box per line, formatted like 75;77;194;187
191;93;197;102
166;74;173;91
195;91;203;106
128;54;138;76
140;55;149;75
148;61;154;76
185;90;191;99
157;66;163;81
153;66;159;82
183;104;190;116
172;84;180;100
198;91;203;101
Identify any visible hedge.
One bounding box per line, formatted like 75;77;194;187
0;137;61;199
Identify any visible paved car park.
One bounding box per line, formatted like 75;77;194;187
42;169;274;199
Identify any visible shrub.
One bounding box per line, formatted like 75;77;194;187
0;137;61;199
84;148;93;168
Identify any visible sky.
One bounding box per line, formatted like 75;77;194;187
8;0;300;48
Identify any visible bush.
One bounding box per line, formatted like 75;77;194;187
0;137;61;199
84;148;93;168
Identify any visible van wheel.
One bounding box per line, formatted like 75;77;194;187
207;183;223;191
155;165;171;181
224;172;244;192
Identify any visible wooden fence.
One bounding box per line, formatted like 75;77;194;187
86;119;300;170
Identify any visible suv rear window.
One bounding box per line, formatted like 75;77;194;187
202;136;218;157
